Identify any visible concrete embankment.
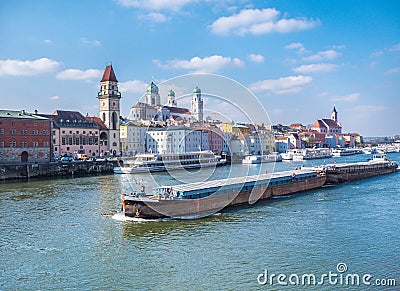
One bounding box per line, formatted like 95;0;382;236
0;160;118;181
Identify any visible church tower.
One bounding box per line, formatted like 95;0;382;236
145;81;161;106
98;64;121;156
167;89;177;107
191;86;203;121
331;106;338;123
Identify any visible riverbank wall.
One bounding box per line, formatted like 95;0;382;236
0;160;118;181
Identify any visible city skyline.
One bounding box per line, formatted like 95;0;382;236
0;0;399;136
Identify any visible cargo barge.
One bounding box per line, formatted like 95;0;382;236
316;154;398;184
121;169;326;219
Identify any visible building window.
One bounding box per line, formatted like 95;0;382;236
112;112;117;130
0;129;4;134
62;137;66;145
1;142;4;148
62;130;65;134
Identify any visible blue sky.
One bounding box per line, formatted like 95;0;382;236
0;0;399;136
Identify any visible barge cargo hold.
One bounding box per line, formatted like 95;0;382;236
121;169;326;219
316;157;398;184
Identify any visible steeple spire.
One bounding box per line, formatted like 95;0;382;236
331;105;338;122
101;64;118;82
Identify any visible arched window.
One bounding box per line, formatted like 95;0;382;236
112;112;117;130
102;112;106;123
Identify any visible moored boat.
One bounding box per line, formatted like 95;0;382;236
114;151;226;174
292;148;332;161
332;148;359;157
121;169;326;218
242;155;261;164
242;153;282;164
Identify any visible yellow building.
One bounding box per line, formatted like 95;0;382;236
222;123;250;135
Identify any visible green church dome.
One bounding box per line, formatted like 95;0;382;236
146;81;159;94
193;86;201;94
168;89;175;97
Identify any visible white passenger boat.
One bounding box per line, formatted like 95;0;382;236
242;155;261;164
242;153;282;164
114;151;226;174
332;148;359;157
292;148;332;161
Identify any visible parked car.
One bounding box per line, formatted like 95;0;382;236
61;156;74;162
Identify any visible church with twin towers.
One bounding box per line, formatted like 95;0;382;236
129;80;204;122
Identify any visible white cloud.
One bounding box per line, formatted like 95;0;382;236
249;75;312;95
303;50;340;62
80;37;101;46
116;0;196;11
293;63;338;73
284;42;308;54
384;67;400;75
50;95;60;100
247;54;264;63
331;92;360;102
43;39;54;45
138;12;170;22
370;51;384;58
352;105;386;112
0;58;59;76
331;44;346;50
154;55;244;73
210;8;319;35
389;43;400;51
56;69;102;80
119;80;148;93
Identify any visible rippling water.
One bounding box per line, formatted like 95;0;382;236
1;153;399;290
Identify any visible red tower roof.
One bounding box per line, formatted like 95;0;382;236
101;65;118;82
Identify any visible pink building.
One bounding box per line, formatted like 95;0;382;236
40;111;109;157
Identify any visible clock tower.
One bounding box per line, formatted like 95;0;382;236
98;64;121;156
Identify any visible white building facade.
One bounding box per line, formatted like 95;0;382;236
146;127;209;154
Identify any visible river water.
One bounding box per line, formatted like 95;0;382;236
1;153;399;290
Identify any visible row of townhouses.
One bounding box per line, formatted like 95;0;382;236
0;65;363;163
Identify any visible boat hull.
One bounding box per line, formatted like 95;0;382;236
325;162;398;183
122;175;326;219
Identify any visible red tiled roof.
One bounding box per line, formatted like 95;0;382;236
164;106;190;114
322;118;341;128
132;102;155;109
85;116;108;130
40;110;105;129
311;119;327;128
101;65;118;82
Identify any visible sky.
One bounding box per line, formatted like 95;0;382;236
0;0;399;136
